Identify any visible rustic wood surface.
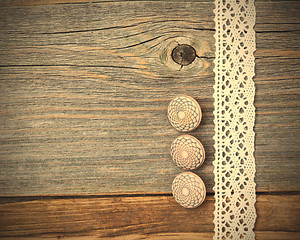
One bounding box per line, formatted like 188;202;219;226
0;0;299;239
0;195;299;239
0;0;299;196
4;232;300;240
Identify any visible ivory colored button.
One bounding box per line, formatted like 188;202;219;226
171;135;205;170
172;172;206;208
168;96;202;132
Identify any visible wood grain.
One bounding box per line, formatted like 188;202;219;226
1;0;218;8
0;0;299;196
4;232;300;240
0;194;299;238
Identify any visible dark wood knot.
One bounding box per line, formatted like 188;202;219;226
171;44;197;66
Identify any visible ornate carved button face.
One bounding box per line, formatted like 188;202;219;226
171;135;205;170
167;96;202;132
172;172;206;208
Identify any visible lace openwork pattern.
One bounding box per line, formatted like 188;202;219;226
213;0;256;239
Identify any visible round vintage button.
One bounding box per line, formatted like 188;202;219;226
171;135;205;170
167;96;202;132
172;172;206;208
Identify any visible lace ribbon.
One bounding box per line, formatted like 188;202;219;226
213;0;257;239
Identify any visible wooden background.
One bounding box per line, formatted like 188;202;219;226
0;0;299;239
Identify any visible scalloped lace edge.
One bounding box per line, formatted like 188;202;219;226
213;0;257;239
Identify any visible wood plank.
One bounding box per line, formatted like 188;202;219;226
4;232;300;240
105;232;300;240
0;0;215;196
1;0;300;7
1;0;217;8
0;1;299;195
0;194;299;238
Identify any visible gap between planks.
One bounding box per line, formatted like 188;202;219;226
1;191;300;205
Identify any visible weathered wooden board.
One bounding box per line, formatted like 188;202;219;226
4;232;300;240
0;1;299;196
3;232;300;240
0;194;299;238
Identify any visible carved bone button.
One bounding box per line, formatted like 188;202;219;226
172;172;206;208
171;135;205;170
167;96;202;132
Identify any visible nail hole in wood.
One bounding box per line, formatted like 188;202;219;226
171;44;197;67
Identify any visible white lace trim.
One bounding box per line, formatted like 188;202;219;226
213;0;257;239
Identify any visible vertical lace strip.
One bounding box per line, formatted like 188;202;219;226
213;0;257;239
